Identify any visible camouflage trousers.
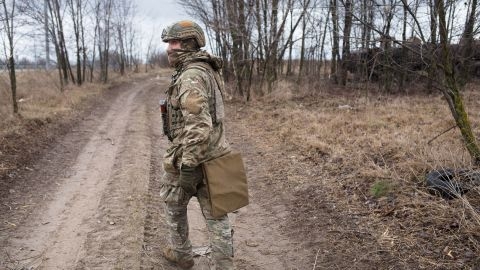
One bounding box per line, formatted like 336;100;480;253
162;172;234;270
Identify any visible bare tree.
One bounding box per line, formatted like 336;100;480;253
254;0;264;79
44;0;49;69
262;0;293;93
457;0;478;86
426;0;438;92
178;0;313;97
67;0;86;85
329;0;339;83
19;0;72;90
339;0;352;86
360;0;374;80
286;6;294;76
112;0;135;76
436;0;480;165
398;0;407;90
379;0;396;92
226;0;246;97
1;0;18;113
47;0;75;86
297;2;307;80
94;0;113;83
319;5;330;77
144;30;154;73
278;0;312;75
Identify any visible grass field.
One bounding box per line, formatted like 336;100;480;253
238;78;480;267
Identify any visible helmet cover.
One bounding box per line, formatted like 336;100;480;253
162;20;206;48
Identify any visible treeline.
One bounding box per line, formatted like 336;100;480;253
179;0;480;164
1;0;479;163
180;0;479;96
1;0;147;114
20;0;141;86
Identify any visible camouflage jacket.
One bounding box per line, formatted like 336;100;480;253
162;51;230;177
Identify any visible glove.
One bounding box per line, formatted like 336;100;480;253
179;165;203;196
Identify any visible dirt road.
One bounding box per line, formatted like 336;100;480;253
0;75;314;270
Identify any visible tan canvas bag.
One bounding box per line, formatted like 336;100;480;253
202;152;249;218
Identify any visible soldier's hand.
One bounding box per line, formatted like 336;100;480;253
179;165;203;196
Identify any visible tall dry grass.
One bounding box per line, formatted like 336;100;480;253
1;70;101;123
238;78;480;267
0;69;158;134
0;68;162;179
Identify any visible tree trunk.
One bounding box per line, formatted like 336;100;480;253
286;8;293;76
398;2;407;91
7;55;18;114
226;0;244;97
427;0;438;92
330;0;339;84
364;0;374;81
319;9;330;77
340;0;352;86
297;5;306;82
44;0;50;70
68;0;82;85
81;6;87;83
266;0;279;93
117;27;126;76
437;0;480;165
54;0;75;84
255;0;264;80
457;0;477;87
2;0;18;113
381;0;394;93
100;0;113;83
90;24;97;82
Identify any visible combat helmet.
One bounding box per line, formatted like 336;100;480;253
162;20;205;48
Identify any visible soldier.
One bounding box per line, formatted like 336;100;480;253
159;20;234;270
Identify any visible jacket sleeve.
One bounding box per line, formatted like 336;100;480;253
177;69;213;167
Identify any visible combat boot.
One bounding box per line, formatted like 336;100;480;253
162;247;194;269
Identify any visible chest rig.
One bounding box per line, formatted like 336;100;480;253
163;62;222;142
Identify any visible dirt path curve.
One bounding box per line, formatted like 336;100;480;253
0;75;314;270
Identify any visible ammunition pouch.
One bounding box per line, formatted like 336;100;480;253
159;99;173;141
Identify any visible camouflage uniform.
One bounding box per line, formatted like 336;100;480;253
159;42;234;269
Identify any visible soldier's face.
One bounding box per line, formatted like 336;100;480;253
167;40;181;65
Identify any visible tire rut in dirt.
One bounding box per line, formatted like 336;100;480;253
0;84;132;270
75;82;154;269
139;78;179;270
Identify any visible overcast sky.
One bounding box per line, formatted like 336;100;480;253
136;0;186;28
7;0;188;61
135;0;189;54
136;0;185;38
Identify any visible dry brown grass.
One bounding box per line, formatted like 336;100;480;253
0;69;158;178
235;80;480;268
0;69;156;131
1;70;99;118
0;70;100;177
